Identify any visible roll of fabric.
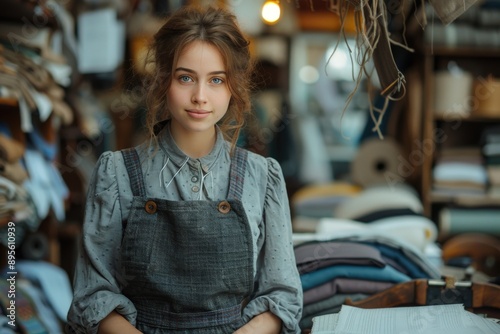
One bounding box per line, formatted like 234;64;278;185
433;70;473;118
351;137;404;188
19;232;49;261
334;184;423;220
472;76;500;117
439;207;500;237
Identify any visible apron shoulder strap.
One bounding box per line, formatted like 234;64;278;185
121;147;146;197
227;146;248;200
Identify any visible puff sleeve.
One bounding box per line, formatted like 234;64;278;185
66;151;137;334
241;158;303;334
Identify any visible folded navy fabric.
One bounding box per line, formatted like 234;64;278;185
295;241;386;275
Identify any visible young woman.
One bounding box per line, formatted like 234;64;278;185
66;4;302;334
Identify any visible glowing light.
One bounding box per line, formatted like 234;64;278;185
261;1;281;25
299;65;319;84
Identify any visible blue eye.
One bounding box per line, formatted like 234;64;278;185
211;77;224;85
179;75;193;83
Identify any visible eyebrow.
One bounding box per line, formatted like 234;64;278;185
175;67;226;76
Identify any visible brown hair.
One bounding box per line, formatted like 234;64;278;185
144;5;254;152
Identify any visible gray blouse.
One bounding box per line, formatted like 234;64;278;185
67;124;303;334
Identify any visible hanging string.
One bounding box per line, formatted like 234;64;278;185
159;156;190;189
198;169;213;200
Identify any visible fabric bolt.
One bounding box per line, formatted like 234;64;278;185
364;242;432;279
300;263;411;292
334;185;423;220
294;241;386;275
303;278;394;305
329;233;441;279
67;122;302;334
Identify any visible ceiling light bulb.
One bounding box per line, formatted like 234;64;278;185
262;1;281;25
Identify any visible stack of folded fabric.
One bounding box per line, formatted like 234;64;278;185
0;2;73;252
432;147;488;197
291;182;362;231
329;184;439;255
293;184;442;330
424;1;500;49
482;126;500;197
294;235;441;330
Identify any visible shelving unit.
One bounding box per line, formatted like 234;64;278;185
420;45;500;224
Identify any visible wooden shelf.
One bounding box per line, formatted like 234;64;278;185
434;114;500;122
0;97;18;107
420;45;500;218
430;192;500;207
424;46;500;58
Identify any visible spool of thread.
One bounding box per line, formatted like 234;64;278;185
351;137;402;188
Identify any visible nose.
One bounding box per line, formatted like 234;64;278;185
192;83;207;104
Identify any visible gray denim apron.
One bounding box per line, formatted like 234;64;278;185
120;147;254;333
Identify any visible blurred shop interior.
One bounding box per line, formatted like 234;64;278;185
1;0;500;332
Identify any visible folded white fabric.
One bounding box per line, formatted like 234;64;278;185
433;162;488;184
334;184;423;220
315;215;438;253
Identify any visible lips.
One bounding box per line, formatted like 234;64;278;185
186;109;211;119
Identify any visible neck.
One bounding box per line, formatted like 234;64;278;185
169;124;217;159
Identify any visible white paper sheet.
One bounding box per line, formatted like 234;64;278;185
311;304;500;334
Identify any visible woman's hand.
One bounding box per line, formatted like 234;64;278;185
98;311;142;334
234;311;282;334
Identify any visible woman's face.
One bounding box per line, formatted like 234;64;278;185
167;40;231;138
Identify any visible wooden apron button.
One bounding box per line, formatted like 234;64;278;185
145;200;157;214
218;201;231;214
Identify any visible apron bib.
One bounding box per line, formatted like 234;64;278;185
120;147;253;333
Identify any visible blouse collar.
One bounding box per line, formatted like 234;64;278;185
157;121;227;172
